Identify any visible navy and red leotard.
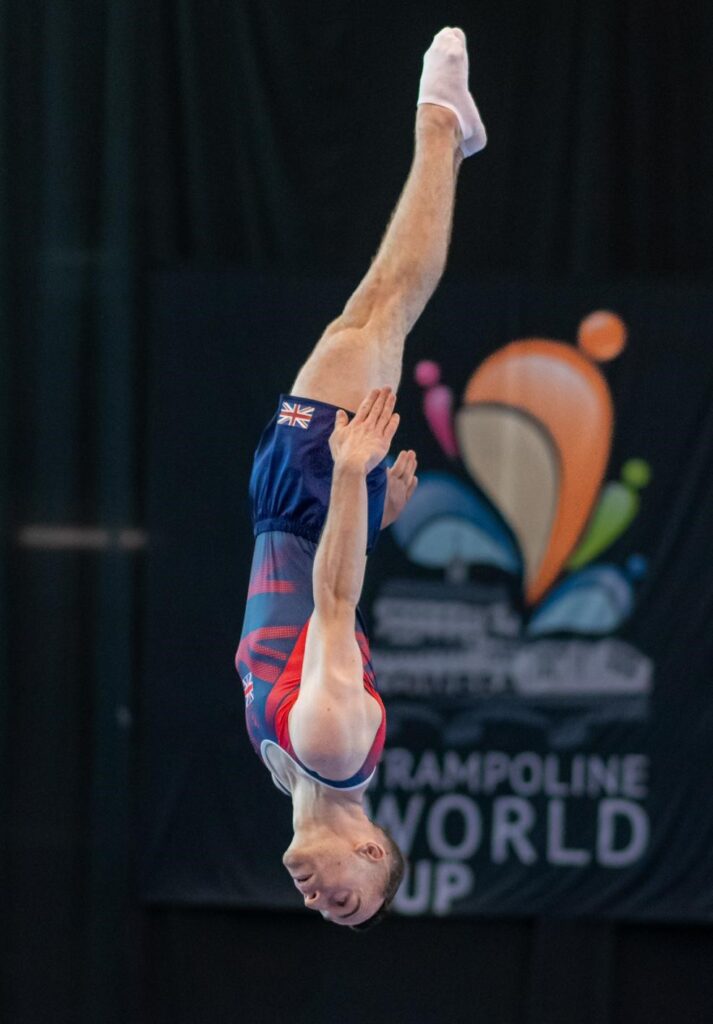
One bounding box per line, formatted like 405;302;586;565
236;394;388;791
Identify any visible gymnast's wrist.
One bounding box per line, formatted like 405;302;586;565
333;454;369;478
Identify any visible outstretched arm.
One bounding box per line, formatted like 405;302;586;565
291;388;400;776
312;387;399;612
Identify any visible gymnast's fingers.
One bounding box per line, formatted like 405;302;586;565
384;411;400;446
365;386;390;427
391;449;409;476
354;388;380;424
377;389;397;432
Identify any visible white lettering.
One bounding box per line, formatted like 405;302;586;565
491;797;538;864
375;749;650;798
483;752;509;793
433;862;474;913
371;793;424;856
544;755;569;796
413;751;443;791
443;750;481;791
621;756;649;799
547;799;590;865
597;799;649;867
427;795;482;859
586;756;621;797
509;753;543;796
570;755;586;796
383;748;415;790
395;860;432;914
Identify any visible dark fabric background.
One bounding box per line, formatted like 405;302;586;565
3;1;713;1022
142;270;713;924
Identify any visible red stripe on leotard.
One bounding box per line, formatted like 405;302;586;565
236;625;301;681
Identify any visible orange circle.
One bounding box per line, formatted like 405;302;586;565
577;311;627;362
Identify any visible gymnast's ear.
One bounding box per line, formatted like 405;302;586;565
357;840;387;861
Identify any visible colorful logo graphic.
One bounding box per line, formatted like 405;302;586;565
367;311;655;906
392;311;651;636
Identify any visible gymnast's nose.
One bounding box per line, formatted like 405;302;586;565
304;891;320;907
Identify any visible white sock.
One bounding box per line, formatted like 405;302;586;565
417;27;487;157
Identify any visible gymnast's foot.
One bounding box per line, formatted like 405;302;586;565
417;27;487;157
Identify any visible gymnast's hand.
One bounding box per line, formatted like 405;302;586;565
381;448;419;528
329;387;400;475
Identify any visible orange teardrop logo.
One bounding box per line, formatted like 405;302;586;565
456;312;626;603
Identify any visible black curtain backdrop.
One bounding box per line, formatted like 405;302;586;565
3;2;713;1023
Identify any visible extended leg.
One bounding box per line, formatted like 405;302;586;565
292;28;486;412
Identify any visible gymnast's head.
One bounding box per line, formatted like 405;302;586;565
282;818;405;929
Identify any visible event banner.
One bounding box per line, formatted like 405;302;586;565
142;271;713;920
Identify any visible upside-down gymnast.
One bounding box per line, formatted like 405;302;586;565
236;27;486;928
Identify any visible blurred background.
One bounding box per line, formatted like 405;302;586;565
4;2;713;1023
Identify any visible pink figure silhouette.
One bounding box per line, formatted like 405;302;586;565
414;360;458;458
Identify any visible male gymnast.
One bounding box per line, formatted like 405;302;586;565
236;27;486;928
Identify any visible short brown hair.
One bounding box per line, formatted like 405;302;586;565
350;825;406;932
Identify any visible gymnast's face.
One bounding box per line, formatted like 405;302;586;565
283;832;387;926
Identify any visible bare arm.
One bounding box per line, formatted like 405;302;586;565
312;387;399;611
289;389;400;777
312;463;368;612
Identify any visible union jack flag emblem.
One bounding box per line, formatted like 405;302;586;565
278;401;315;429
242;672;254;706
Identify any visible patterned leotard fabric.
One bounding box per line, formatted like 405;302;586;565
236;531;386;790
236;394;388;790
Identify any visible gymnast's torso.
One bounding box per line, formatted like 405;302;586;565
236;530;386;791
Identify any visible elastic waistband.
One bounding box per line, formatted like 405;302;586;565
254;519;322;544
